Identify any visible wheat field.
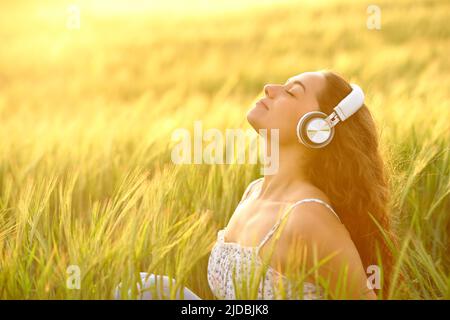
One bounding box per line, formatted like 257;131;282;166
0;0;449;299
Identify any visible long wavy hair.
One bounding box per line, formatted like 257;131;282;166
305;70;394;297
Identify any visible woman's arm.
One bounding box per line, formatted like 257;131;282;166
280;202;377;300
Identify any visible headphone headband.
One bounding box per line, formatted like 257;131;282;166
333;83;365;122
287;74;365;123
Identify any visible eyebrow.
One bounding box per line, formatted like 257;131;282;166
290;80;306;92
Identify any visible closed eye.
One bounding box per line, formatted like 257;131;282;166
285;89;295;97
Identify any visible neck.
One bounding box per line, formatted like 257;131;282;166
259;143;311;200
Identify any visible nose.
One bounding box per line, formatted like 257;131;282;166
264;84;277;98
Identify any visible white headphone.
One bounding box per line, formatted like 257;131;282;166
296;82;365;148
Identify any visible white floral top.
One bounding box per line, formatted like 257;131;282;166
207;178;342;300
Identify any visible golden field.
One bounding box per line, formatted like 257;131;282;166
0;0;449;299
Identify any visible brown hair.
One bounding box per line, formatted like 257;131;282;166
307;70;394;297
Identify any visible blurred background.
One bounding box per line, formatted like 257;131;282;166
0;0;449;299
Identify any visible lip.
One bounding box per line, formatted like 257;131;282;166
256;99;269;110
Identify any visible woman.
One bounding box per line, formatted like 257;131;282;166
115;70;393;300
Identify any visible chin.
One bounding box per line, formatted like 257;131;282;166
246;107;265;131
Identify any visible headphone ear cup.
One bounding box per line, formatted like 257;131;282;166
296;111;335;148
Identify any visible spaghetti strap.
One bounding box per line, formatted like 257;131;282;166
240;178;264;202
256;198;341;253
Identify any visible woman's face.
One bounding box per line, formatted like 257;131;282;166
247;71;327;145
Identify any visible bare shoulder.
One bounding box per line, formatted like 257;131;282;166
283;199;366;273
284;199;347;243
277;185;373;298
282;202;373;299
283;183;340;234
